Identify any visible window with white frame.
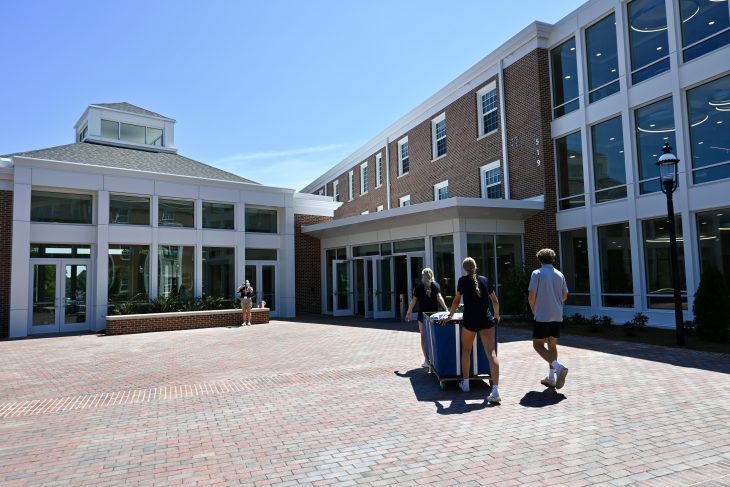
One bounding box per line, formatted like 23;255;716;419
398;137;410;175
432;114;447;158
333;180;340;202
375;153;382;187
477;83;498;136
348;170;354;201
434;180;449;201
399;195;411;207
376;204;384;212
480;161;502;199
360;162;369;195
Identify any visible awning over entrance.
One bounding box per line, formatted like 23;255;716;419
301;197;544;239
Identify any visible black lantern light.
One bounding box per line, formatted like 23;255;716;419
656;142;679;194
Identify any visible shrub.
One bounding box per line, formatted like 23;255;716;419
588;314;601;332
623;312;649;337
569;313;588;327
500;266;533;318
693;265;730;342
600;315;614;328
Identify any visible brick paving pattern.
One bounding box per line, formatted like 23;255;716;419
0;320;729;486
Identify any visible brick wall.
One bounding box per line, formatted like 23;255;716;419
294;214;332;315
503;48;560;269
0;190;12;338
106;308;270;335
324;77;503;218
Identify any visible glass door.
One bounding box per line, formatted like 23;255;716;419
30;259;91;334
332;260;353;316
245;263;278;315
373;256;395;319
405;253;424;320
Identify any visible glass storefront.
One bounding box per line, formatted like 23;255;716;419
585;13;620;103
158;245;194;297
627;0;670;84
556;131;585;210
679;0;730;62
202;247;235;301
108;245;149;303
598;222;634;307
687;75;730;184
642;216;687;309
696;207;730;288
432;235;455;304
202;202;235;230
560;229;591;306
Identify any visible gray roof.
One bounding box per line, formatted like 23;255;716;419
90;102;173;120
3;142;258;184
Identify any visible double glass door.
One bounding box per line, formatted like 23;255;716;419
333;257;395;318
244;262;277;315
30;259;90;334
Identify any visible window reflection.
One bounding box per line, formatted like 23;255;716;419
627;0;670;84
556;131;585;210
680;0;730;62
696;207;730;288
585;13;620;102
560;229;591;306
202;247;235;302
634;97;676;194
687;74;730;184
642;217;687;309
108;245;149;303
550;37;580;117
598;223;634;307
591;116;627;203
158;245;194;298
432;235;455;305
159;199;195;228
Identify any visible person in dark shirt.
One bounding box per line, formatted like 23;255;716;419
405;268;447;368
441;257;501;403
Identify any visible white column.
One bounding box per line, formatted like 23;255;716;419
94;190;110;331
280;205;296;317
195;199;203;297
150;195;159;299
9;176;31;338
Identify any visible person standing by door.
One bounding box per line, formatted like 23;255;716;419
405;268;447;368
237;280;255;326
528;248;569;389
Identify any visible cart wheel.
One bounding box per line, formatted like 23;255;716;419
439;381;446;390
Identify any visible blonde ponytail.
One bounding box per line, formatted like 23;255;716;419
463;257;481;298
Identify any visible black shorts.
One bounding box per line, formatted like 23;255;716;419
533;321;561;339
417;311;424;323
462;319;496;333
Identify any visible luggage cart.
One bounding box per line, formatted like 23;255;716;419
422;312;497;390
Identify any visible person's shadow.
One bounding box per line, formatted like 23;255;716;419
519;389;566;407
395;369;500;415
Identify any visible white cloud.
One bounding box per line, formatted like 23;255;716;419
212;144;351;191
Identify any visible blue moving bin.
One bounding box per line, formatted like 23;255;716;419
422;312;497;389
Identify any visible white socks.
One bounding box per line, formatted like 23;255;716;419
491;384;500;395
548;368;556;382
551;360;563;370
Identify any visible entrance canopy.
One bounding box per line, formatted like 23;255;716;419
302;197;544;239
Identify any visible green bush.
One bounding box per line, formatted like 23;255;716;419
569;313;587;327
623;312;648;337
693;265;730;342
600;315;614;328
500;266;533;318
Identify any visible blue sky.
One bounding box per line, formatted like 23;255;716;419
0;1;584;191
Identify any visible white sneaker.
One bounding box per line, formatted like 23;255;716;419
541;377;556;388
421;361;430;368
459;379;470;392
486;389;501;403
555;365;569;389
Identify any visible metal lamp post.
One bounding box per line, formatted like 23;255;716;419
656;142;685;346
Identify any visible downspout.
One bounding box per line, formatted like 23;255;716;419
498;58;511;200
384;136;392;209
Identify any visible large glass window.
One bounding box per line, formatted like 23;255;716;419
679;0;730;63
101;120;119;140
556;131;585;210
585;13;620;103
687;75;730;184
245;207;278;233
467;234;496;285
550;37;579;117
146;127;163;146
31;191;93;224
627;0;670;84
697;207;730;287
202;202;234;230
642;216;687;309
598;223;634;307
203;247;235;301
432;235;455;305
246;248;278;260
158;198;195;228
560;229;591;306
353;244;380;257
591;116;627;203
120;122;146;144
158;245;194;298
635;97;675;194
108;245;150;303
495;235;523;298
101;119;164;146
30;244;91;258
110;194;150;225
393;239;425;253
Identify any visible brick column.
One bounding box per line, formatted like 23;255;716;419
294;214;332;315
0;190;12;337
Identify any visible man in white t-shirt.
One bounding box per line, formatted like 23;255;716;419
528;248;569;389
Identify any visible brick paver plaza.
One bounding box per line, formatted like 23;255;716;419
1;320;729;486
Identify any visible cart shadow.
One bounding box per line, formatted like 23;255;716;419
519;389;566;407
395;369;499;415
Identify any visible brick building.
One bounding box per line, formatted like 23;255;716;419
302;0;730;327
